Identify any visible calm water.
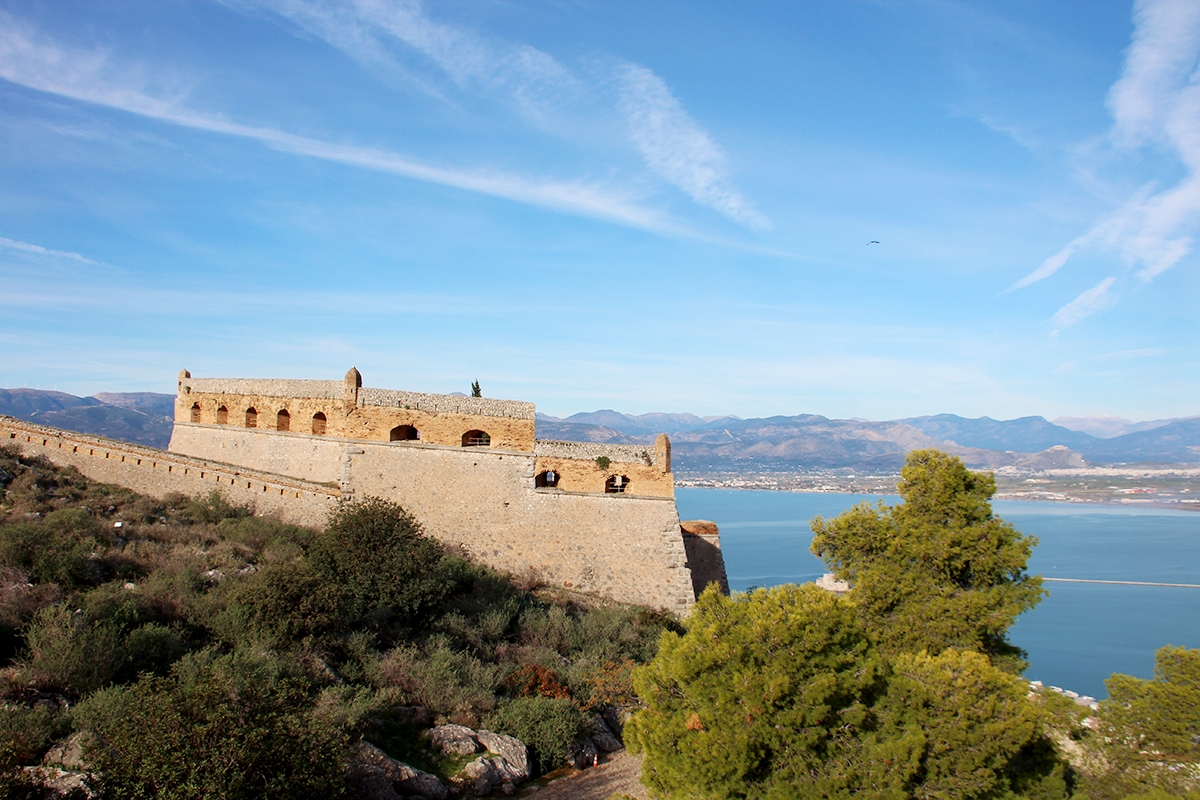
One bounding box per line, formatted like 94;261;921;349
676;488;1200;700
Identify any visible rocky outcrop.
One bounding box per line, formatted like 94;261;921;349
430;724;531;796
349;741;448;800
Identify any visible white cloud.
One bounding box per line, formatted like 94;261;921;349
232;0;767;228
615;63;769;230
1016;0;1200;325
0;237;102;265
0;14;704;237
1052;276;1118;332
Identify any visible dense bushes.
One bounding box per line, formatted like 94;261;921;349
0;447;675;795
75;650;348;799
485;696;588;774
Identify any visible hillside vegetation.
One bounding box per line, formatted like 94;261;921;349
0;444;675;797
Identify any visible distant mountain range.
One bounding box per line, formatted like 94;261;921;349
3;388;1197;471
0;389;175;449
536;409;1200;470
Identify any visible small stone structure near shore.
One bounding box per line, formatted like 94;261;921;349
1;367;727;612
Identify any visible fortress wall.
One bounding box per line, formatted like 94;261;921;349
681;520;730;598
2;417;339;525
177;393;536;451
341;441;695;611
532;456;674;497
168;424;697;610
168;423;348;485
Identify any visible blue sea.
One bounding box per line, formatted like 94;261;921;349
676;488;1200;700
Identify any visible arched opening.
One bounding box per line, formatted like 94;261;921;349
312;412;327;435
245;407;258;428
535;470;559;489
390;425;419;442
276;409;290;432
605;475;630;494
190;403;201;423
216;406;228;425
462;430;491;447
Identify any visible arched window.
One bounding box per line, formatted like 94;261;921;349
245;407;258;428
390;425;419;442
216;406;228;425
535;470;559;488
312;412;327;435
190;403;201;423
276;409;290;432
462;430;491;447
605;475;630;494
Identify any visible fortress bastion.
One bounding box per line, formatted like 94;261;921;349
2;368;727;612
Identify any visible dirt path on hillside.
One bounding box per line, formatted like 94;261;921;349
518;751;649;800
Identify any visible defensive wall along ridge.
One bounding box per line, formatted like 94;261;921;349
1;368;728;611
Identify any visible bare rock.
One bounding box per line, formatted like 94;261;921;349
20;766;96;798
430;724;481;756
475;730;530;782
589;716;623;753
353;741;448;800
349;763;403;800
43;732;91;770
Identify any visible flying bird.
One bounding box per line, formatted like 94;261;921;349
867;240;880;245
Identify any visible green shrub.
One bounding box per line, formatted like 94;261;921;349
215;559;344;648
0;704;71;763
123;623;187;678
180;490;252;525
374;640;502;725
22;604;125;697
0;523;96;589
485;695;587;775
74;649;348;799
309;498;450;627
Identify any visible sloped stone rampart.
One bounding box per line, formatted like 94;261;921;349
1;417;339;525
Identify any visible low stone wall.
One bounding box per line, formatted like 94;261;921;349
1;417;339;525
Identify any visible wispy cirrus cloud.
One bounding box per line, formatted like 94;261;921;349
0;237;104;266
1052;276;1118;333
1012;0;1200;327
231;0;767;228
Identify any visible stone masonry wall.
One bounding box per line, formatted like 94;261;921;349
531;456;674;497
169;424;697;610
1;417;339;525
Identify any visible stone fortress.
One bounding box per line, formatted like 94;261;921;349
1;368;728;612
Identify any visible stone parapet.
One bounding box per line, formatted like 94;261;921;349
534;439;657;466
183;378;343;400
360;388;535;420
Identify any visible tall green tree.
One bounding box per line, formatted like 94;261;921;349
627;585;1065;800
1083;646;1200;800
810;449;1044;670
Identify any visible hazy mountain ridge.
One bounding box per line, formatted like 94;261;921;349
4;389;1197;469
0;389;175;449
537;408;1200;469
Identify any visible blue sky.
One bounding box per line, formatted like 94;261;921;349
1;0;1197;421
